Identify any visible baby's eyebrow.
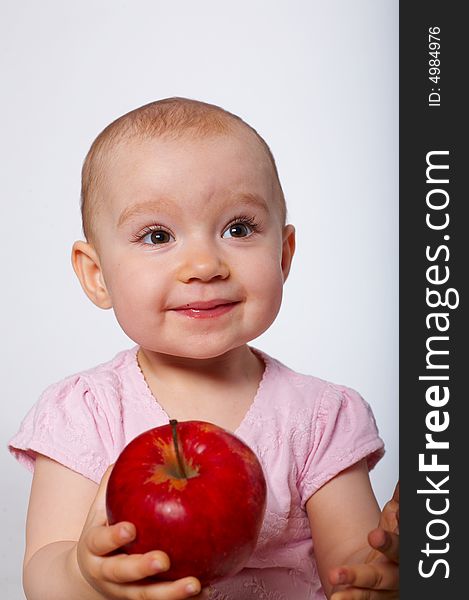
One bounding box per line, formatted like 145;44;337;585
117;193;268;228
234;193;269;212
117;198;175;228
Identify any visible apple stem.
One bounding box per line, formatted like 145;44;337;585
169;419;187;479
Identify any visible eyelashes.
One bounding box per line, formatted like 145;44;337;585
130;225;173;245
130;214;262;246
223;214;261;237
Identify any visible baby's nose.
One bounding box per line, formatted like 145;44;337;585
177;246;230;283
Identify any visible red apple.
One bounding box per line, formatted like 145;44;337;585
105;419;267;586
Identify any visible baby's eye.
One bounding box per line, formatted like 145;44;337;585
142;229;173;245
222;221;257;239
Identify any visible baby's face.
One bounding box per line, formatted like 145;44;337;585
89;129;295;359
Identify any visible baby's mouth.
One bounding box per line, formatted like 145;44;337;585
171;299;240;318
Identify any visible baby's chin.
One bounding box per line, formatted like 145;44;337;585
136;336;259;363
143;344;246;362
126;316;276;362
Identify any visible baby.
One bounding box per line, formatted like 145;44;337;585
9;97;399;600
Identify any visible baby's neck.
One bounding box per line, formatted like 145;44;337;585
137;344;262;390
136;345;265;432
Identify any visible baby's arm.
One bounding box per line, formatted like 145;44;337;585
306;460;399;599
23;454;206;600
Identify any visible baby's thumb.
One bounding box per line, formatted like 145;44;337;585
84;463;115;529
378;480;400;534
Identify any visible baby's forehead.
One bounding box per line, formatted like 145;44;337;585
102;128;276;194
117;131;273;193
82;107;286;242
86;134;282;241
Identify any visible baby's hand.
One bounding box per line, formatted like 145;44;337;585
328;481;399;599
76;466;206;600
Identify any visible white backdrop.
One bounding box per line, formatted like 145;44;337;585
0;1;398;597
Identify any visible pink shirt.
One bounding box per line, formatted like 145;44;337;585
9;346;384;599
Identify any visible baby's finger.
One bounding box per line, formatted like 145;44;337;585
100;550;170;583
331;587;396;600
378;483;399;534
120;576;204;599
330;560;398;591
86;521;136;557
84;464;115;529
368;528;399;564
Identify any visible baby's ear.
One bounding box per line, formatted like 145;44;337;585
71;241;113;309
281;224;296;282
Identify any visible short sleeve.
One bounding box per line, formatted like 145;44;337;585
297;383;385;508
8;374;124;483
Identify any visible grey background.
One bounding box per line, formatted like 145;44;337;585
1;1;398;597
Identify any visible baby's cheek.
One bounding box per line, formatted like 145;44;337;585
251;257;284;295
108;281;159;341
247;266;284;324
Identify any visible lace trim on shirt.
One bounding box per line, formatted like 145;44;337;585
209;577;289;600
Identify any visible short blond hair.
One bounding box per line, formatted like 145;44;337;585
80;97;286;241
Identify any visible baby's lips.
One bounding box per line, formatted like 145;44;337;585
171;298;238;310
